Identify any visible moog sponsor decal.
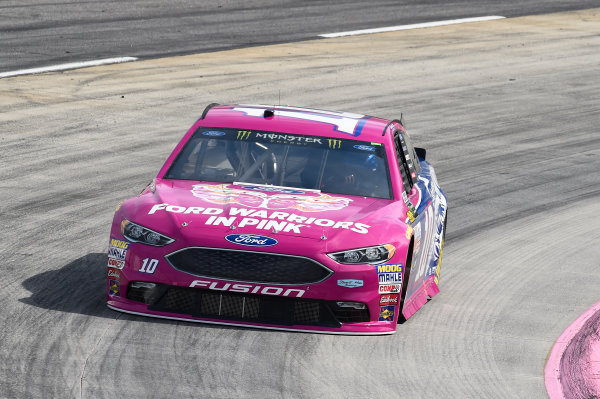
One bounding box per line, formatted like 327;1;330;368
376;263;403;284
108;238;130;261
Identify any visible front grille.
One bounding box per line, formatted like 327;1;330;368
166;247;332;284
127;283;371;327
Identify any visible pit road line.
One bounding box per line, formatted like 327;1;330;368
0;57;138;79
319;16;505;38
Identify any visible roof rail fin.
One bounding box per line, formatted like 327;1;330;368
200;103;219;120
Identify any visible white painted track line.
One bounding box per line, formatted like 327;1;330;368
0;57;138;79
319;16;506;38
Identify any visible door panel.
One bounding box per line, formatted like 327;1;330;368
404;161;447;300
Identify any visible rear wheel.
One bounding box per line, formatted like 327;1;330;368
434;215;447;286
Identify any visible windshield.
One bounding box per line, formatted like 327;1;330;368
164;127;392;199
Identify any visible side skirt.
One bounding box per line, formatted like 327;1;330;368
401;276;439;320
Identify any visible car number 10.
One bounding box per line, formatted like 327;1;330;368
139;258;159;274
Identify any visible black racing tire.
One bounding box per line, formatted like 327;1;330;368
397;237;414;324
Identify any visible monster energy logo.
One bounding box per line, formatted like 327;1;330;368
237;130;252;140
328;139;341;149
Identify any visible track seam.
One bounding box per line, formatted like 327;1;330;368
79;312;122;398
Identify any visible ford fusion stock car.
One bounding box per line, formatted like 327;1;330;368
106;104;447;335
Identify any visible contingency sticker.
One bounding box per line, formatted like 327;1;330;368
379;306;395;322
379;294;399;306
107;268;121;281
107;257;125;269
109;279;120;297
376;263;403;285
108;238;130;264
378;284;401;294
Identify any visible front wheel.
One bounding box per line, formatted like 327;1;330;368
397;238;414;324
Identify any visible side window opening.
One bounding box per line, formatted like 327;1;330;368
394;131;421;193
394;134;412;193
399;131;421;178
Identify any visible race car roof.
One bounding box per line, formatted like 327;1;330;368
198;104;399;143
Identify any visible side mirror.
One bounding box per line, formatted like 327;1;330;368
415;147;427;160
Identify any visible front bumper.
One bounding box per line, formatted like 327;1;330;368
108;281;396;334
106;238;401;335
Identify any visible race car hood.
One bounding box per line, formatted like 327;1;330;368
122;180;403;251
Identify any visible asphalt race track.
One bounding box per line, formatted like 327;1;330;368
1;7;600;399
2;0;600;72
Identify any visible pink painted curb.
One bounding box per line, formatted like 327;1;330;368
545;299;600;398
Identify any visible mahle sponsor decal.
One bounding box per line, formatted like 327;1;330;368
337;279;364;288
376;263;403;285
189;280;305;297
108;247;127;261
225;234;278;247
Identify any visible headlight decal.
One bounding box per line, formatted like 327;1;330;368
120;220;175;246
327;244;395;265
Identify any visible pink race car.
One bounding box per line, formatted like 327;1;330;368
106;104;447;335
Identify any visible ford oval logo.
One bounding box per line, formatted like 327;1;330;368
353;145;375;152
202;130;226;136
225;234;278;247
